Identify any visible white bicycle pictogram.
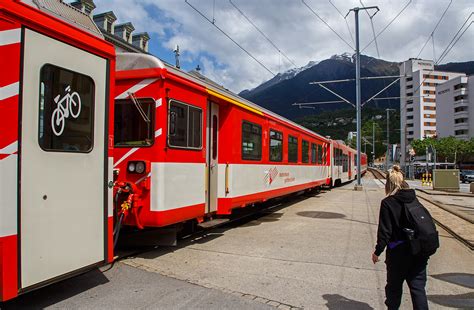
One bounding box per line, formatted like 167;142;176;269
51;85;82;136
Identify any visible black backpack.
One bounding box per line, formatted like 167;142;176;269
403;199;439;256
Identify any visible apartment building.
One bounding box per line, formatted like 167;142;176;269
436;75;473;139
399;59;465;166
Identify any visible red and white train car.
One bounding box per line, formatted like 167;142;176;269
331;140;367;186
112;53;333;230
0;1;114;301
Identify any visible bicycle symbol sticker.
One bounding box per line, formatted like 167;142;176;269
51;85;82;136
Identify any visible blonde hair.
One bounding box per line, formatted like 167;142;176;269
385;165;409;196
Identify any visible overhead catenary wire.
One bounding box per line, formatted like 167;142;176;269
361;0;411;53
185;0;276;76
302;0;354;51
328;0;355;45
229;0;297;68
416;0;453;59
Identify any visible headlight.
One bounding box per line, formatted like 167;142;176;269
135;161;145;174
127;161;147;174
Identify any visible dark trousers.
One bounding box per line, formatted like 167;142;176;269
385;245;429;310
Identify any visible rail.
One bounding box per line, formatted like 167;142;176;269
368;168;473;250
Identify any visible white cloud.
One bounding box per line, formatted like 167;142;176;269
92;0;473;92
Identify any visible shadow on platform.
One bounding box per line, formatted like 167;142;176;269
322;294;374;310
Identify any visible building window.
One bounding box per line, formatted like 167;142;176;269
455;118;467;124
302;140;309;163
454;83;467;90
269;129;283;162
406;85;413;89
407;115;413;120
423;90;436;95
455;129;468;135
242;121;262;160
406;92;413;97
288;136;298;163
115;98;155;147
406;77;413;82
407;123;414;128
311;143;317;164
39;64;95;153
454;95;467;101
424;122;436;126
423;98;436;103
407;107;414;112
454;106;468;113
423;106;436;111
106;20;113;33
408;131;414;135
168;100;202;149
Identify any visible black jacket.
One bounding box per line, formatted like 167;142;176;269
374;189;417;256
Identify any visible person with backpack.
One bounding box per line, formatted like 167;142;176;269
372;165;439;310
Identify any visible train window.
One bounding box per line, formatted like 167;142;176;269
311;143;317;164
168;100;202;149
302;140;309;163
212;115;218;160
242;121;262;160
114;98;155;147
343;154;348;172
288;136;298;163
269;129;283;162
39;64;95;153
317;145;323;164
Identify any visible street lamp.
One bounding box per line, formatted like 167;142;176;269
385;108;396;170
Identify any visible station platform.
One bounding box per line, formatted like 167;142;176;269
2;175;473;309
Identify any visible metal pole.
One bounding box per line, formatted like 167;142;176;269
386;108;389;170
355;8;362;187
372;121;375;165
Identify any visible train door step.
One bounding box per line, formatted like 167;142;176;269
198;218;230;229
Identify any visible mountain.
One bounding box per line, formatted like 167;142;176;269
239;54;400;120
239;55;474;121
435;61;474;75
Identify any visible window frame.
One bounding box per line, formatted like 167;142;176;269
241;120;262;161
269;129;283;162
288;135;298;163
302;139;309;163
38;63;95;154
114;97;156;148
167;99;203;150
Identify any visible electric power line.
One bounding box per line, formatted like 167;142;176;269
185;0;276;76
361;0;412;53
328;0;355;45
229;0;297;68
416;0;453;59
301;0;354;51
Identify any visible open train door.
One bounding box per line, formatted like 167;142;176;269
19;28;108;289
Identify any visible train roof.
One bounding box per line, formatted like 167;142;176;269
116;52;329;142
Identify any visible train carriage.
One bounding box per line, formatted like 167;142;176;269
112;53;333;230
0;0;115;301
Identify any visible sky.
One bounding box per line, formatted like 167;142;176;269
91;0;473;93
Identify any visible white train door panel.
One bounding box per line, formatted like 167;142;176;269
207;102;219;213
20;29;106;288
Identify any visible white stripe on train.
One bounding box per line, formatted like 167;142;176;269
0;28;21;46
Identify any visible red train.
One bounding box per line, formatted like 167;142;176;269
0;0;366;301
112;52;367;231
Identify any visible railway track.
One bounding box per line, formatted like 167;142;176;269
368;168;473;250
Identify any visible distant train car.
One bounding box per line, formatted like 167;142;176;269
330;140;367;186
0;0;115;301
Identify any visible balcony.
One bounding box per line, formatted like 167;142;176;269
454;99;468;107
454;122;469;130
454;110;469;119
453;88;467;96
